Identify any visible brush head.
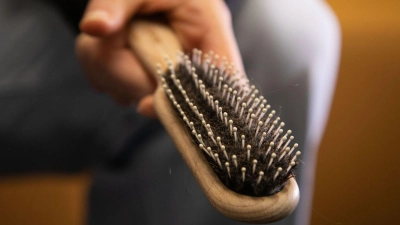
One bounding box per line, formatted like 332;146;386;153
159;49;300;197
128;20;299;223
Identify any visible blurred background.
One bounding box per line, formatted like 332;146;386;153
0;0;399;225
311;0;400;224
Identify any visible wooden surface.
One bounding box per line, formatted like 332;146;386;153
154;87;299;223
311;1;400;225
128;20;182;76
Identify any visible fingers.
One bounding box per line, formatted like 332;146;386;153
76;33;156;105
137;95;158;119
77;0;244;119
80;0;143;36
80;0;243;70
168;0;244;71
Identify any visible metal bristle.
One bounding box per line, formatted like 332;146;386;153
160;49;300;197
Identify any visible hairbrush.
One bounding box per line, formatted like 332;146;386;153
128;20;300;224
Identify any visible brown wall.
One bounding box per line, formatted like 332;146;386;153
311;1;400;225
0;174;89;225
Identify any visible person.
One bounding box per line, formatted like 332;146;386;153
0;0;340;224
76;0;340;224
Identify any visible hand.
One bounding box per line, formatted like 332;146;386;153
76;0;243;118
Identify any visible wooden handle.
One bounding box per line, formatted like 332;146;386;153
128;20;300;224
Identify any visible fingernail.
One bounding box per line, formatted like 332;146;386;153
80;10;112;35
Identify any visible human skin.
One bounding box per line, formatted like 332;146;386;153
76;0;243;118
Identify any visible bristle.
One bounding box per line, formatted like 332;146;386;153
160;49;300;197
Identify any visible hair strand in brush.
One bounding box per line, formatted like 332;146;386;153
158;49;301;197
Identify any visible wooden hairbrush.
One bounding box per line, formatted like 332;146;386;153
127;20;300;224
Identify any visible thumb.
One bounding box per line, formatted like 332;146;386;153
79;0;142;37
